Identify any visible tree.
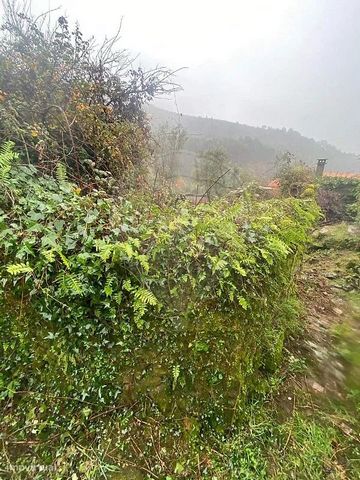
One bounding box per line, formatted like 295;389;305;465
0;1;179;189
195;148;237;200
153;122;187;182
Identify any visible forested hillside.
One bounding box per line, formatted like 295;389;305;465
149;105;359;177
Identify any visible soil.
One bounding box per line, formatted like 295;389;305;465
299;246;360;398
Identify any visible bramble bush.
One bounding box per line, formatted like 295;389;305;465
0;144;320;477
0;3;177;190
317;177;360;223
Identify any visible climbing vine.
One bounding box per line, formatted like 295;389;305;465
0;144;320;477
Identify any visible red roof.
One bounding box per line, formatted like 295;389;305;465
268;179;281;188
323;172;360;180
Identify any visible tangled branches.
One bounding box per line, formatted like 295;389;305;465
0;1;180;190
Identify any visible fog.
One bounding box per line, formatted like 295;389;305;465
21;0;360;155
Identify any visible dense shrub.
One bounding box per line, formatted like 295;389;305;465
194;148;240;200
0;145;319;476
316;188;344;223
0;3;177;189
318;177;360;223
275;151;315;197
356;185;360;223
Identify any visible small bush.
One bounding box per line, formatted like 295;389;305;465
275;152;315;197
316;188;344;222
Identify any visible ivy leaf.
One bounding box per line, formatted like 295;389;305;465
174;462;184;474
84;209;99;224
237;296;249;310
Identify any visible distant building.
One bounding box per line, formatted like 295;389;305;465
267;179;281;189
316;158;360;179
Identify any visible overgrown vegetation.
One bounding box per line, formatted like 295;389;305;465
317;177;360;223
0;2;177;190
274;153;360;225
275;151;315;198
1;3;359;479
0;142;320;477
194;148;241;200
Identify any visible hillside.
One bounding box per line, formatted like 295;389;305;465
148;105;359;177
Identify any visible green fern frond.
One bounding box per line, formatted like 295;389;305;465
95;240;114;262
0;141;18;182
113;241;134;260
237;296;249;310
172;364;180;390
42;249;56;263
131;288;157;329
136;254;150;273
103;275;115;297
133;305;146;329
56;162;67;183
57;272;83;296
210;256;227;272
6;263;33;275
123;279;132;292
134;287;157;306
56;249;71;268
114;292;123;305
267;236;290;258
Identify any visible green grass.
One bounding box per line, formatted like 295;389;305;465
314;222;360;250
271;415;337;479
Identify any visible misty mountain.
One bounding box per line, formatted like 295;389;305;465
148;105;359;177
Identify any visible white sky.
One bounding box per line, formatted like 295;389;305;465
7;0;360;155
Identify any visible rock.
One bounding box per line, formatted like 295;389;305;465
348;224;360;235
339;422;354;437
333;368;345;382
110;468;144;480
333;307;343;315
325;271;337;279
311;381;325;393
333;360;344;370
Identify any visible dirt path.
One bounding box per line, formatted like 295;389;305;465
277;228;360;478
301;242;359;393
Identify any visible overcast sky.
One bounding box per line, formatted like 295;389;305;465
20;1;360;154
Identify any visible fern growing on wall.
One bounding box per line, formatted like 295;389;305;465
0;142;321;477
0;141;18;182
